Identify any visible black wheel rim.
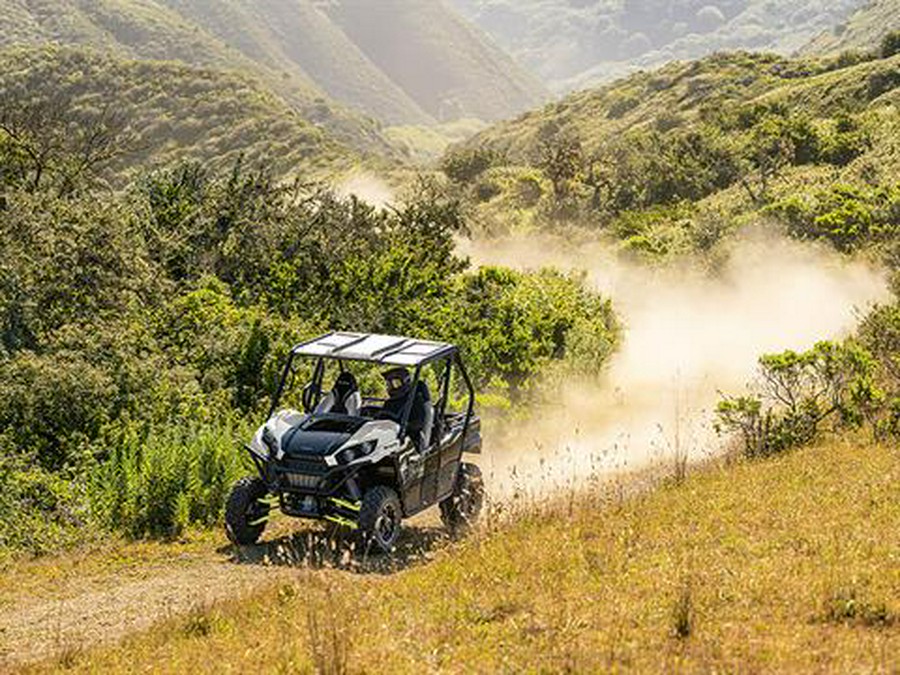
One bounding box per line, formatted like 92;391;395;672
374;502;398;548
246;498;268;525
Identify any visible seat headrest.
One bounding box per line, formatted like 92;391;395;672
333;371;358;400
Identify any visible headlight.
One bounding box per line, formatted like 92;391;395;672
337;441;375;465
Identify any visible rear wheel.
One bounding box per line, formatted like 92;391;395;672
358;486;402;554
440;463;484;534
225;476;270;545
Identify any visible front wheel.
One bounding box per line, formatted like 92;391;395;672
225;476;270;545
358;485;403;554
440;463;484;534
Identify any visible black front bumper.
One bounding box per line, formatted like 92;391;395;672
244;445;361;525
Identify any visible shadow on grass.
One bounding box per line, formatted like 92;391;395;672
219;523;448;575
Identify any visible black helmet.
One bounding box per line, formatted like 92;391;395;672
383;367;411;399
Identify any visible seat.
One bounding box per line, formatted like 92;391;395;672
315;372;361;416
420;401;435;450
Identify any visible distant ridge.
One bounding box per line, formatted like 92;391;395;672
157;0;435;125
801;0;900;55
0;0;547;127
322;0;547;122
0;45;358;178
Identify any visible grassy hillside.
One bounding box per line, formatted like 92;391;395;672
449;48;900;259
156;0;435;125
802;0;900;55
13;437;899;672
0;45;356;179
0;0;545;130
450;0;865;88
322;0;547;122
0;0;400;156
467;51;900;158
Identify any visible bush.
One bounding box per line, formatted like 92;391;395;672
880;31;900;59
0;457;91;556
0;351;116;470
835;50;868;69
821;115;871;166
867;68;900;100
607;94;640;119
448;267;618;397
586;128;739;215
441;147;500;184
716;342;879;458
767;183;900;252
89;421;251;538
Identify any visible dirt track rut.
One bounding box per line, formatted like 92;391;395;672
0;560;285;667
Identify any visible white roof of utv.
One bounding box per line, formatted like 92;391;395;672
292;332;455;367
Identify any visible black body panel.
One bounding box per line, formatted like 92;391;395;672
399;412;480;517
280;414;365;457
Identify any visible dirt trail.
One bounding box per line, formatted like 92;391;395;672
1;233;889;670
0;519;446;669
0;560;279;667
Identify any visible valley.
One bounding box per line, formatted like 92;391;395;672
2;1;900;672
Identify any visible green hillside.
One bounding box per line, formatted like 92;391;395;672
322;0;547;122
449;47;900;259
0;0;546;130
0;46;356;181
450;0;865;88
0;0;400;156
9;438;900;672
464;51;899;158
156;0;435;125
802;0;900;55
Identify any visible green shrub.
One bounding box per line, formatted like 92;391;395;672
89;421;251;538
0;454;91;557
448;267;618;397
767;183;900;252
880;31;900;59
607;94;639;119
474;179;503;202
441;147;500;184
585;128;739;214
0;351;116;470
821;115;871;166
867;68;900;100
858;303;900;387
716;342;880;458
834;50;868;69
514;174;543;208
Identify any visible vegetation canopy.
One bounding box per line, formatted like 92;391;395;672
0;71;617;553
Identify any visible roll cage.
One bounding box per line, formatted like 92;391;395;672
267;332;477;441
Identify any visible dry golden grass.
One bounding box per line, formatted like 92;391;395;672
20;436;900;673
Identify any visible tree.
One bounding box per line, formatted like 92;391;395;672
738;115;795;204
880;30;900;58
535;129;584;204
0;93;131;197
440;147;498;184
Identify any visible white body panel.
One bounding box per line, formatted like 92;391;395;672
252;410;402;467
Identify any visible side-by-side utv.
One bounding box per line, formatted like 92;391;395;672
225;332;484;554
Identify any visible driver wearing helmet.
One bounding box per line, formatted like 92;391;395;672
380;367;432;450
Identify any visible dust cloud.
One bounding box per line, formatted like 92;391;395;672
460;231;890;500
334;171;394;209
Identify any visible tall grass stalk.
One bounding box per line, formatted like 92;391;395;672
88;421;251;538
